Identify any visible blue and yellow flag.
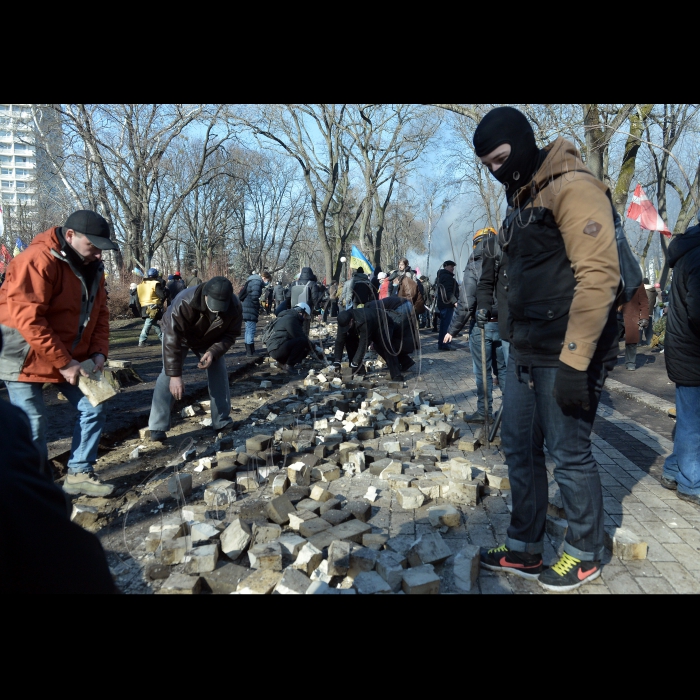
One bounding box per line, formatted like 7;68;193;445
13;237;27;257
350;245;374;274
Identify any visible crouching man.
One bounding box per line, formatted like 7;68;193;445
147;276;242;441
265;303;317;373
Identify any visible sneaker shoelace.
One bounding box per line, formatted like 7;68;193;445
551;552;581;577
488;544;508;555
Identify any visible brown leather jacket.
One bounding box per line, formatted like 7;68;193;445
161;284;242;377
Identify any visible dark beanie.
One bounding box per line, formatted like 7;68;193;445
337;310;353;327
473;106;540;201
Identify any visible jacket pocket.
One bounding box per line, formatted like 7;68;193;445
0;325;31;381
523;299;571;355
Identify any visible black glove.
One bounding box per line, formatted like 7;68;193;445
476;308;490;329
553;360;591;412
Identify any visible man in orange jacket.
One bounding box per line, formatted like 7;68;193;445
0;210;116;497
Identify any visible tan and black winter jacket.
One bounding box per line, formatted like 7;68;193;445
501;137;621;371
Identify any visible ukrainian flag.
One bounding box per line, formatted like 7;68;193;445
350;245;374;274
13;237;27;257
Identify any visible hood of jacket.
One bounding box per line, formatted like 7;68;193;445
669;226;700;267
299;267;317;283
512;137;588;207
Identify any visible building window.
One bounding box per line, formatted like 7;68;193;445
15;181;26;189
15;156;27;163
0;156;10;164
15;168;28;176
1;180;13;189
0;143;11;151
1;168;12;175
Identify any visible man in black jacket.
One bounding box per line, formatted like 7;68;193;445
661;218;700;507
147;277;242;441
266;303;315;372
239;270;270;356
333;297;411;380
444;229;504;421
435;261;459;351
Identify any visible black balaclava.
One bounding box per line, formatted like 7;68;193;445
473;107;540;202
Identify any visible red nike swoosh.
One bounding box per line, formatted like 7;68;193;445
499;556;539;570
578;566;598;581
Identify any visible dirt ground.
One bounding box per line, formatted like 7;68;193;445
15;313;338;593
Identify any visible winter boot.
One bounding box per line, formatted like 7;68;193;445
245;343;255;357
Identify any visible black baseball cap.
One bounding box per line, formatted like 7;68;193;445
203;276;233;312
64;210;119;251
443;260;457;268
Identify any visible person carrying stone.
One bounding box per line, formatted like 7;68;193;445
137;267;168;347
147;276;242;441
0;209;117;496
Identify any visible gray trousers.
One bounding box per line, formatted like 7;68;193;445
148;350;231;431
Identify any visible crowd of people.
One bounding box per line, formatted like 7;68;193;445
0;105;698;594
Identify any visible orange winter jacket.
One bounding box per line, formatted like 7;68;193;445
0;227;110;383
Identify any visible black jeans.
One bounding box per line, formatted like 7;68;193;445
270;338;309;367
501;357;608;561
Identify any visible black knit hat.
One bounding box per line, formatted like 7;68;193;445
64;210;118;251
203;276;233;312
443;260;457;268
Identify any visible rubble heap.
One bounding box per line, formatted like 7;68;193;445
131;362;527;595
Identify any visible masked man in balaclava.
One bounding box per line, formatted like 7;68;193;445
474;107;621;592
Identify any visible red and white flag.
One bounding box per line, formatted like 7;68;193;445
626;184;672;237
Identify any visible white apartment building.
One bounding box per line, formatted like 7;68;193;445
0;103;36;208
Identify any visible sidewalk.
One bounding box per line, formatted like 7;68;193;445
412;329;700;594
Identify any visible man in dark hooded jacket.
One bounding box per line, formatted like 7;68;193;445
349;267;376;307
661;217;700;507
265;302;315;372
239;270;271;356
291;267;320;334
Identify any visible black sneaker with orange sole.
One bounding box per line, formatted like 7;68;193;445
538;553;601;592
480;544;544;580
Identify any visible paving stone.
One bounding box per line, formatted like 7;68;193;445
352;570;392;594
343;500;372;522
277;533;307;559
349;547;379;574
292;542;325;576
363;533;389;550
299;517;332;538
289;510;318;531
486;466;510;490
71;504;98;529
190;521;220;544
184;544;219;574
204;479;237;506
322;509;352;526
266;494;296;524
376;550;407;592
236;569;282;594
211;464;238;481
201;562;252;594
396;488;424;509
446;478;479;505
639;520;683;544
272;473;290;495
407;533;452;567
601;566;643;594
635;576;676;594
311;463;341;482
327;540;352;576
157;573;202;595
220;519;252;560
236;471;259;492
160;537;189;566
274;568;312;594
310;482;333;502
604;527;648;560
246;435;273;452
415;479;442;500
326;519;373;544
319;497;342;514
427;504;461;528
288;462;311;486
452;544;480;592
248;541;283;570
402;564;440;594
296;498;324;514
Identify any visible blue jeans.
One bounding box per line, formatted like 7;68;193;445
438;307;455;349
5;380;107;474
663;385;700;496
148;350;231;432
245;320;257;345
139;316;163;343
501;358;608;561
468;322;506;417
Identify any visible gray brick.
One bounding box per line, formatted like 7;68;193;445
467;522;497;548
636;577;676;594
649;508;693;529
601;567;643;594
621;501;656;521
674;528;700;549
634;491;670;509
638;520;683;544
662;543;700;571
623;559;660;577
478;573;513;594
653;562;700;593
